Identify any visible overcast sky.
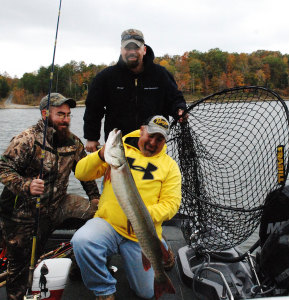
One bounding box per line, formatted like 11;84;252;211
1;0;289;78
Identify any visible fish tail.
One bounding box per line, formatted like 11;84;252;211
154;272;175;300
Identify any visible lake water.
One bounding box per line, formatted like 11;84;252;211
0;104;287;253
0;107;105;194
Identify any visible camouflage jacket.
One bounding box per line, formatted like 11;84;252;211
0;119;99;222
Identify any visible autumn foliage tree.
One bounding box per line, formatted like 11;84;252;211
0;75;10;99
9;61;107;105
1;49;289;105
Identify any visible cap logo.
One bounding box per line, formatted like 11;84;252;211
153;118;169;129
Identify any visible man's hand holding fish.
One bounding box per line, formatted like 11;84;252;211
71;115;182;300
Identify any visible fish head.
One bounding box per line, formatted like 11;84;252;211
104;129;126;168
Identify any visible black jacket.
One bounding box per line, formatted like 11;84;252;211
84;45;186;141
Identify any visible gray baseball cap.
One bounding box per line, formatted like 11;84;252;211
144;115;170;141
39;93;76;110
121;29;145;48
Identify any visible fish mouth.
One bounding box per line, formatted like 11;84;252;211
112;129;123;145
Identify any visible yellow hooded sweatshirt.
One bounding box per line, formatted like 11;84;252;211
75;129;181;242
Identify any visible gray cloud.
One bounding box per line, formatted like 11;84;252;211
1;0;289;77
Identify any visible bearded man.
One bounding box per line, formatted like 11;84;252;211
0;93;99;300
84;28;187;153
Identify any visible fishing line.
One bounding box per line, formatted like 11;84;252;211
26;0;63;295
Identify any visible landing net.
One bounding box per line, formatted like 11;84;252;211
167;86;289;251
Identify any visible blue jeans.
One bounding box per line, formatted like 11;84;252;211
71;217;161;298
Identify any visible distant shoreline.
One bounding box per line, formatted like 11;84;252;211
1;97;289;109
0;103;86;109
0;94;87;109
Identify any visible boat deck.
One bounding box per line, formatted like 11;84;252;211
0;223;195;300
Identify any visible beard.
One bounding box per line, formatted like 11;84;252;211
48;118;70;143
124;54;140;69
143;143;156;156
56;126;70;142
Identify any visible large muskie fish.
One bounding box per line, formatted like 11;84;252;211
104;129;175;300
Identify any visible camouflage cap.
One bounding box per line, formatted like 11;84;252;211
39;93;76;110
144;115;170;141
121;29;145;48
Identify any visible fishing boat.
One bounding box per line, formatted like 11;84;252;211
1;86;289;299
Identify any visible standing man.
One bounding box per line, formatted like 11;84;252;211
72;115;182;300
0;93;99;300
84;28;187;152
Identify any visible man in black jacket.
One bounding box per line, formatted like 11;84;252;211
84;28;187;152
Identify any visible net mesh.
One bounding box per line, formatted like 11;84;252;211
167;86;289;251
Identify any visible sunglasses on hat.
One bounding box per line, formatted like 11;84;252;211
121;34;144;43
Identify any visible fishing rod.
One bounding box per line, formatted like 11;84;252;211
26;0;63;296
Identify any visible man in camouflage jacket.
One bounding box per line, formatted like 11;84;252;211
0;93;100;300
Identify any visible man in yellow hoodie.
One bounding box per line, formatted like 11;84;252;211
71;115;181;300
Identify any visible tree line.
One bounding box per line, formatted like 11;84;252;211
1;48;289;105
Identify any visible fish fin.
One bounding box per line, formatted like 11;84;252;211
104;166;111;182
127;220;134;235
154;272;175;300
160;240;170;263
141;252;151;271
